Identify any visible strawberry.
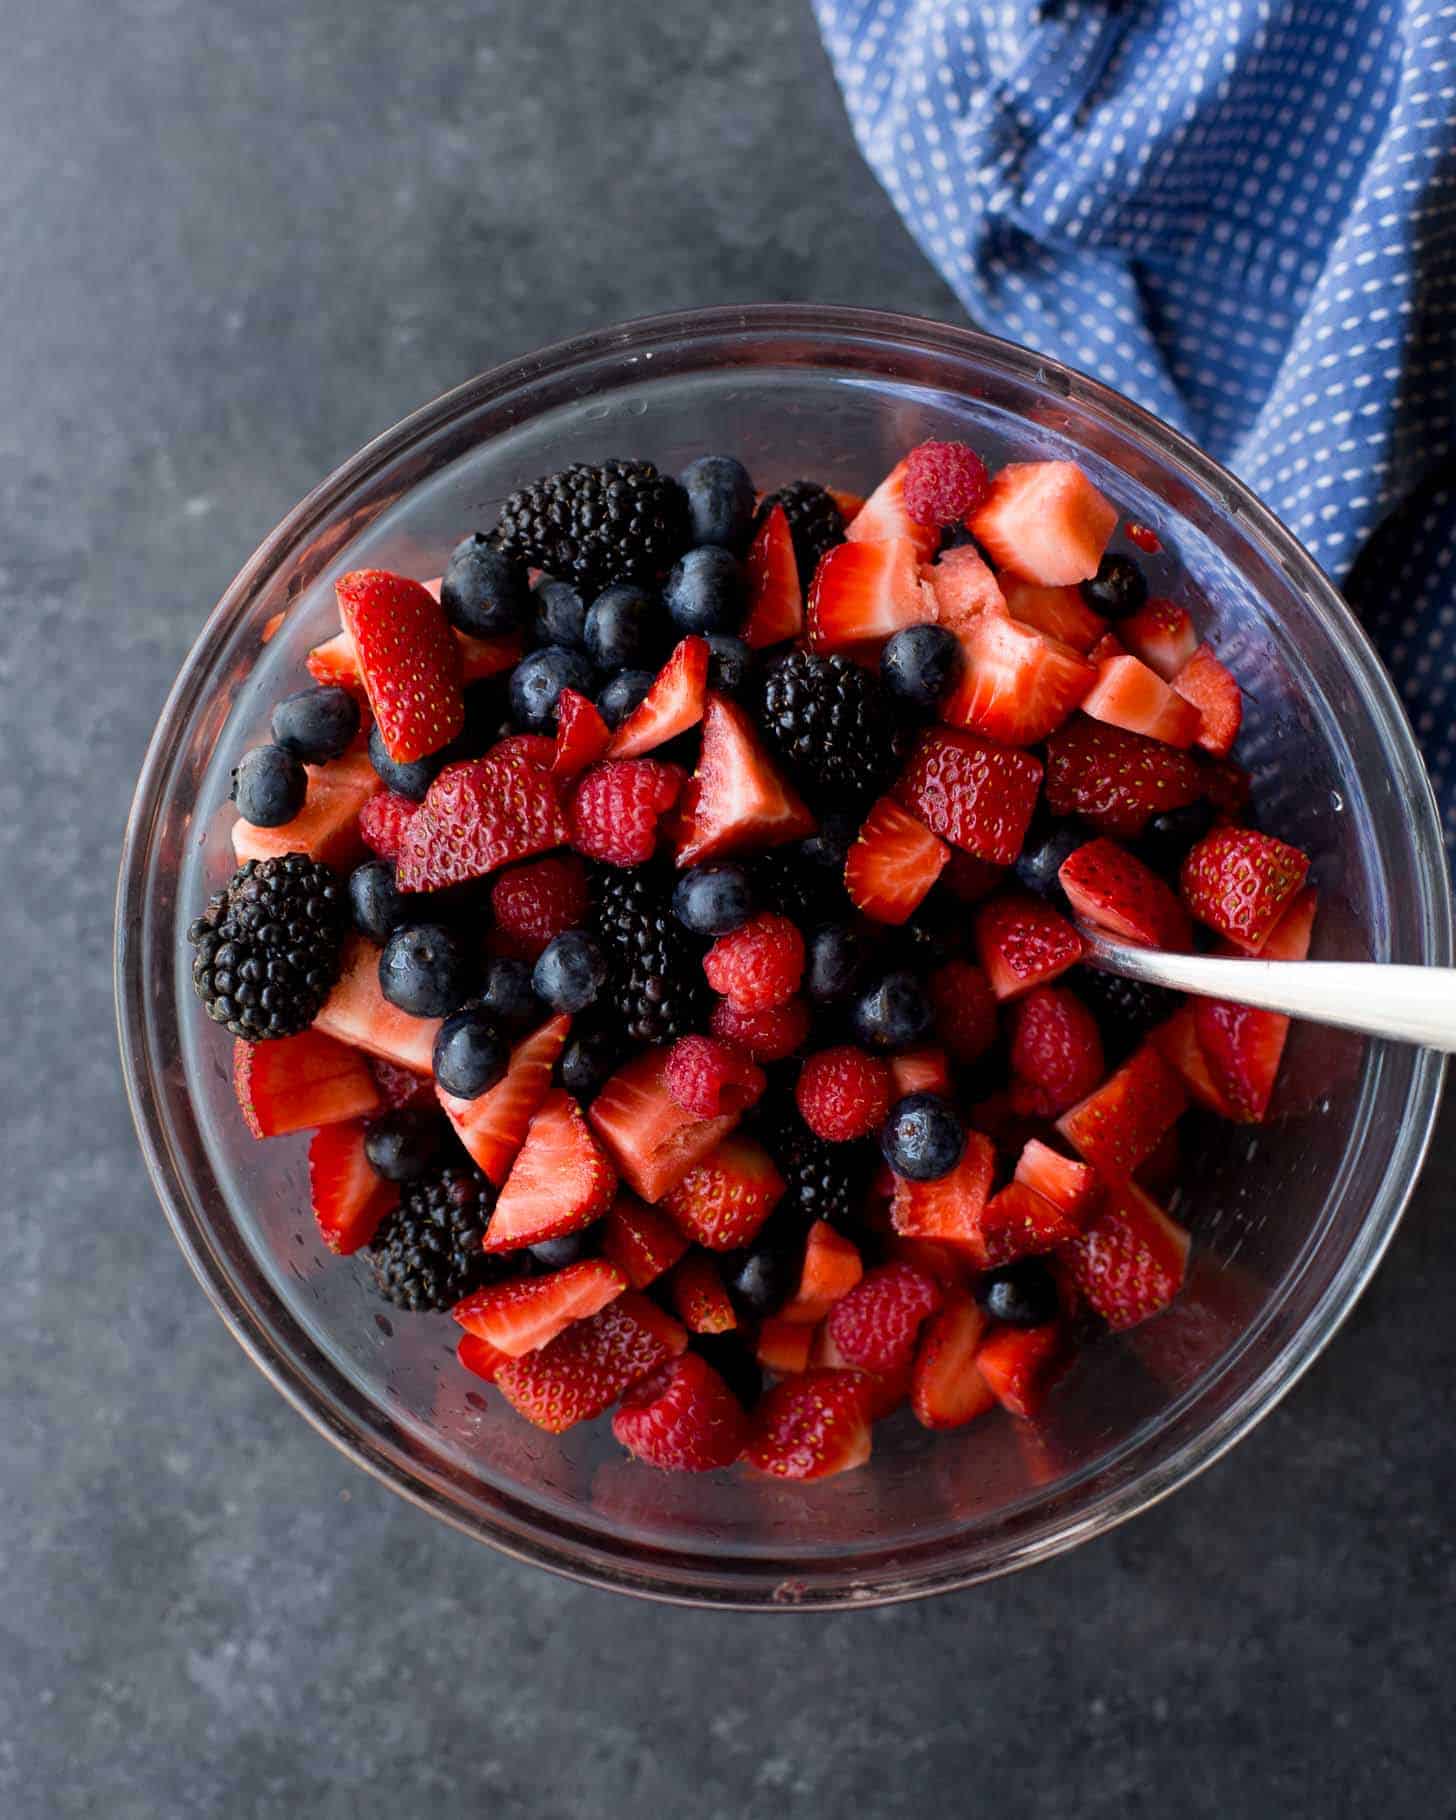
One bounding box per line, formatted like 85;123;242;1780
663;1035;766;1119
883;1234;975;1291
927;959;999;1062
974;894;1085;1001
708;995;812;1062
1119;597;1197;681
920;544;1007;632
807;537;932;649
977;1181;1081;1266
397;745;569;892
1173;643;1243;758
357;790;419;862
845;795;950;924
436;1013;571;1182
911;1292;995;1429
1055;1042;1188;1178
611;1352;749;1471
669;1251;738;1334
494;732;558;769
232;1029;381;1139
550;688;611;779
1044;714;1204;837
1181;826;1310;952
755;1317;815;1377
904;439;992;524
369;1055;437;1112
314;934;441;1075
969;461;1117;586
607;637;709;758
232;747;380;870
1057;837;1193;949
975;1322;1066;1418
335;569;464;763
661;1134;785;1250
1080;654;1201;748
745;1369;875;1480
999;572;1106;653
489;853;590;959
1193;886;1318;1120
894;726;1042;866
1064;1178;1190;1329
454;1258;627;1356
941;614;1096;747
828;486;867;521
1149;1007;1241;1118
826;1260;943;1374
809;1329;912;1419
484;1089;616;1251
1087;631;1128;664
1012;1139;1101;1225
795;1046;893;1141
493;1292;687;1434
703;912;805;1010
589;1049;741;1203
1007;984;1106;1116
568;757;684;867
456;1332;510;1385
889;1130;996;1247
1136;1122;1182;1196
889;1047;953;1098
845;457;940;560
601;1193;691;1288
308;622;520;694
308;1120;396;1253
742;505;803;648
674;693;816;867
779;1220;864;1324
1200;755;1252;821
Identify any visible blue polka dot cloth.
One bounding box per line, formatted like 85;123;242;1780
812;0;1456;856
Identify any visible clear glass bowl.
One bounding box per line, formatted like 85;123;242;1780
116;305;1450;1607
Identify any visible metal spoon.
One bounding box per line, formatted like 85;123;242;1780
1078;928;1456;1054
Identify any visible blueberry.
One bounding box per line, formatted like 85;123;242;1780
532;931;607;1013
583;584;659;673
880;1093;966;1181
975;1259;1060;1328
528;1229;599;1271
678;455;756;555
800;810;860;875
663;545;746;636
477;956;539;1031
672;864;755;936
880;624;960;713
851;970;933;1051
596;669;654;729
805;924;869;1002
440;533;531;636
1138;799;1216;877
1015;817;1090;903
378;923;468;1018
722;1219;805;1318
691;1332;763;1409
432;1007;510;1099
531;577;589;650
1081;553;1147;619
349;860;410;942
368;722;441;801
446;676;514;761
270;685;360;763
364;1109;444;1182
510;644;597;731
230;744;306;827
558;1025;621;1100
704;634;753;697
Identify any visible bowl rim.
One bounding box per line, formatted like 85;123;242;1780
116;302;1451;1608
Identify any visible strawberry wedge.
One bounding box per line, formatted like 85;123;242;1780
314;935;441;1074
921;544;1007;632
1081;654;1201;748
608;637;709;758
1056;1043;1188;1178
845;457;939;561
438;1013;571;1184
484;1090;617;1252
941;613;1096;747
232;747;380;870
1000;572;1106;653
233;1029;381;1139
589;1048;741;1202
1065;1179;1191;1330
454;1259;627;1356
743;504;803;648
808;537;931;650
1192;886;1318;1120
970;461;1117;586
674;693;815;868
844;796;949;924
336;569;464;763
308;1120;396;1254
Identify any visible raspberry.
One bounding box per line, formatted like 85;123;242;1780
795;1046;892;1142
708;995;812;1062
702;912;805;1011
825;1261;943;1375
357;790;419;861
568;758;684;867
1007;985;1105;1118
490;854;590;958
903;440;991;527
927;960;999;1064
663;1036;767;1119
610;1352;748;1472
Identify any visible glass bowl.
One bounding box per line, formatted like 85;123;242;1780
116;304;1450;1608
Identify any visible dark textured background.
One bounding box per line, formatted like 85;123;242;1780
4;2;1452;1815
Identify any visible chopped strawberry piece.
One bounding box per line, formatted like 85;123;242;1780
669;1251;738;1334
941;614;1096;747
795;1046;893;1141
921;544;1007;632
977;1181;1082;1266
1081;654;1202;748
456;1331;510;1385
890;1130;996;1248
894;726;1042;866
397;745;568;892
1087;631;1129;664
1149;1007;1241;1118
663;1035;766;1119
232;1029;381;1139
454;1259;627;1356
1173;644;1243;758
1056;1042;1188;1178
883;1235;975;1291
927;959;999;1063
674;694;816;867
357;790;419;862
455;629;526;683
745;1369;874;1480
568;757;684;867
1065;1178;1190;1329
845;457;940;561
975;1322;1066;1418
807;537;932;650
889;1047;953;1099
611;1352;748;1471
756;1318;816;1377
601;1193;691;1288
708;995;812;1062
437;1014;571;1183
1044;714;1204;837
232;747;381;869
1200;755;1252;821
1012;1139;1101;1226
974;894;1085;1001
485;1089;616;1252
307;623;519;693
826;1260;943;1375
969;461;1117;586
1136;1122;1182;1196
607;637;709;758
495;732;558;769
1057;837;1193;949
661;1134;785;1250
369;1055;437;1112
1007;984;1106;1117
911;1292;995;1430
827;486;867;522
494;1292;687;1434
779;1220;864;1324
1180;826;1310;952
335;569;464;763
845;795;949;924
489;853;590;959
742;505;803;648
308;1120;396;1253
314;935;440;1075
999;572;1106;653
550;689;611;779
1193;886;1318;1120
305;628;370;697
589;1049;741;1203
1120;597;1198;681
703;912;805;1010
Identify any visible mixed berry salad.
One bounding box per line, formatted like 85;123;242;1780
188;440;1313;1481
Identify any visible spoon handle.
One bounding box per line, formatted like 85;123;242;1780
1080;933;1456;1054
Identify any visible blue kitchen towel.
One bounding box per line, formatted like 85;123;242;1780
812;0;1456;851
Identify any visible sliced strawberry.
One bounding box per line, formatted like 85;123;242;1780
484;1089;616;1252
745;1369;874;1480
825;1260;942;1375
1120;597;1198;681
927;959;999;1063
828;486;867;522
369;1055;437;1112
356;790;419;863
884;1234;976;1291
779;1220;864;1324
335;569;464;763
844;795;949;924
1081;654;1201;748
1173;644;1243;758
974;1322;1066;1418
941;614;1096;747
742;505;803;648
1044;714;1204;837
308;623;520;692
894;726;1042;866
232;747;381;869
305;628;369;697
493;1292;687;1434
397;744;569;892
674;694;815;867
969;461;1117;586
1136;1121;1182;1196
1012;1139;1101;1226
1056;1042;1188;1178
889;1047;953;1099
437;1013;571;1183
977;1181;1081;1266
1065;1178;1190;1329
551;688;611;779
911;1292;995;1430
314;935;440;1074
607;637;709;758
1007;984;1105;1116
941;850;1008;904
307;1120;396;1253
1180;826;1310;952
456;1332;510;1385
1087;631;1129;664
845;457;939;561
669;1251;738;1334
921;544;1007;632
999;572;1106;653
661;1134;785;1250
1201;755;1252;822
1149;1007;1241;1117
611;1352;749;1472
455;629;525;683
974;894;1085;1001
807;537;931;650
755;1317;815;1377
1057;837;1193;949
890;1130;996;1248
1193;886;1318;1120
588;1048;740;1203
601;1193;691;1288
232;1029;381;1139
454;1259;627;1356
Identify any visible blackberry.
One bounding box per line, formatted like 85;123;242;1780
187;854;347;1041
1071;965;1177;1060
755;479;845;584
368;1162;500;1311
493;458;690;595
756;1098;870;1233
589;864;706;1045
758;650;900;811
751;845;845;930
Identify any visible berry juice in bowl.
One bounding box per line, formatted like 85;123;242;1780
118;306;1448;1605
